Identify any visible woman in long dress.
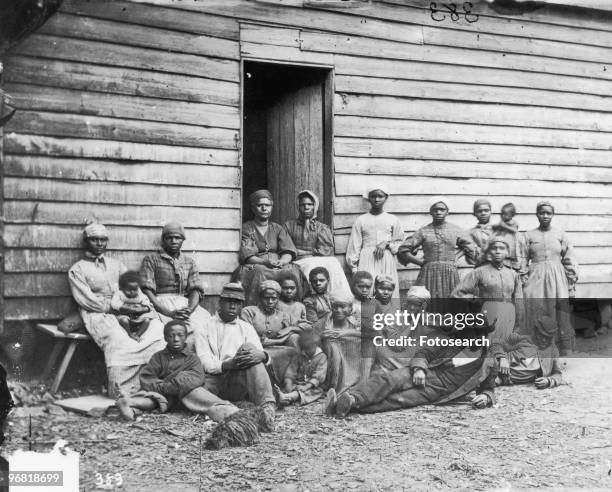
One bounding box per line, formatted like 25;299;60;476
68;224;165;398
452;239;524;345
345;186;404;299
284;190;352;297
523;201;578;354
398;197;475;313
232;190;304;306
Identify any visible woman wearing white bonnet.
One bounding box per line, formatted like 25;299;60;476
346;184;404;299
68;224;165;398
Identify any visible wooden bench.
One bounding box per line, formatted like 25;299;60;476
36;324;93;394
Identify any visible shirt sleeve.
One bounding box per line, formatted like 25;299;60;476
68;264;110;313
276;224;297;260
313;223;335;257
345;217;363;273
457;231;479;265
186;257;204;297
239;307;256;326
139;353;177;396
388;216;405;255
450;269;479;300
560;231;578;284
140;255;157;293
194;324;222;375
171;353;206;398
303;297;319;325
239;223;260;264
109;291;125;311
397;228;424;265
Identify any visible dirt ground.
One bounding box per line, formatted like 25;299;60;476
4;333;612;491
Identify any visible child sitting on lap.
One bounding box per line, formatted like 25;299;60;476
274;331;328;407
111;270;156;341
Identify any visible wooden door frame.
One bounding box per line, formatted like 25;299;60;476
240;57;335;230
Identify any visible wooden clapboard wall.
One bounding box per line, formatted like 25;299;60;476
2;0;612;322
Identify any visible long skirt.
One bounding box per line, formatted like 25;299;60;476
356;247;400;298
232;263;305;306
321;330;363;393
80;310;166;398
155;294;211;350
523;260;574;351
415;261;459;313
294;256;352;298
481;301;516;344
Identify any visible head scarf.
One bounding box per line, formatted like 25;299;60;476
362;184;390;199
428;196;449;211
536;201;555;214
249;189;274;207
486;238;510;252
83;223;108;239
220;282;245;301
405;285;431;304
259;280;281;295
473;199;492;213
297;190;319;220
162;222;185;239
375;274;395;287
329;292;354;305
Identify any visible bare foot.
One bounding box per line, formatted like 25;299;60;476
116;397;135;421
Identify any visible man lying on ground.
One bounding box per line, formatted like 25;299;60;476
496;315;562;389
325;321;503;417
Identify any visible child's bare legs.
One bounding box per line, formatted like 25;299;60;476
131;319;151;340
273;384;299;406
116;396;156;421
116;315;131;332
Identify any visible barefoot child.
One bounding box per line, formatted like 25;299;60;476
110;271;156;341
277;272;308;324
274;331;328;407
303;267;332;324
116;320;239;422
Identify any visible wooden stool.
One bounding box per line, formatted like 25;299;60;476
36;323;92;393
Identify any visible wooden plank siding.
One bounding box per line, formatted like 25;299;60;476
3;0;612;322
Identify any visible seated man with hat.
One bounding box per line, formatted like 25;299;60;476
140;222;211;349
194;282;276;428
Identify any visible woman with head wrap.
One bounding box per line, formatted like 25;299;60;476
522;201;578;354
451;239;524;350
68;224;165;398
284;190;352;298
240;280;308;384
492;203;528;284
140;223;211;349
398;197;476;313
345;185;404;299
232;190;305;306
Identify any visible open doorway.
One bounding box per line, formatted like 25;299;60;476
242;61;333;227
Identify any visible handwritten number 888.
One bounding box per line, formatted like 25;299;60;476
430;2;479;23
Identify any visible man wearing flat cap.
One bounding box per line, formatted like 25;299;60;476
195;283;276;423
141;223;211;348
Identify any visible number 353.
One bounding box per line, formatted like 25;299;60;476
95;472;123;488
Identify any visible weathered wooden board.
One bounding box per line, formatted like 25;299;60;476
301;31;612;81
3;225;240;251
334;157;612;184
5;178;240;208
4;134;239;166
4;297;75;320
6;112;239;150
4;202;240;229
61;0;240;40
334;56;612;97
6;84;240;129
335;76;612;114
39;13;240;60
240;23;301;47
334;174;612;200
4;272;231;297
335;94;612;132
335;137;612;168
3;57;240;106
12;34;240;82
240;42;334;66
5;250;238;274
4;155;240;187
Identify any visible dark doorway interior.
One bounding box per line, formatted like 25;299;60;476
242;61;333;227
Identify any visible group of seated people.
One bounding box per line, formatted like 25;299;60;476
65;188;569;449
